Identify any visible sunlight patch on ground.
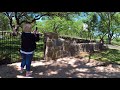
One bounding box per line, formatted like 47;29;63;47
38;72;44;75
7;62;21;67
68;60;76;65
17;75;26;78
75;73;87;78
95;66;105;72
46;69;58;76
50;71;58;74
45;61;55;65
31;62;45;67
17;75;33;78
75;68;89;72
7;62;21;70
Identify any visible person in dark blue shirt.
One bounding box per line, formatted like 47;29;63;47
20;23;40;77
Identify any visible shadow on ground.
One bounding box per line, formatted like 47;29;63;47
0;64;21;78
31;59;120;78
0;57;120;78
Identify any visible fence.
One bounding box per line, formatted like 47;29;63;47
0;31;44;65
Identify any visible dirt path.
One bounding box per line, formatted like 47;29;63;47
0;57;120;78
106;44;120;50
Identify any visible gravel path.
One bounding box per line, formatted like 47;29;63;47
0;57;120;78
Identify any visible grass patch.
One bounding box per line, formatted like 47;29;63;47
111;41;120;46
91;49;120;64
0;35;44;64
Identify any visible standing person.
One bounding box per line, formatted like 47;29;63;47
20;23;40;77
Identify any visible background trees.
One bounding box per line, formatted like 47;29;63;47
0;13;10;31
97;12;120;44
0;12;120;45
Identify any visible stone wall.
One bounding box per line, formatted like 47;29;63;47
44;32;106;60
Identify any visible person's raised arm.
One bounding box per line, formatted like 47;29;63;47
33;27;40;41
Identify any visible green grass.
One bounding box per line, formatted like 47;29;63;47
91;49;120;64
0;35;44;64
111;40;120;46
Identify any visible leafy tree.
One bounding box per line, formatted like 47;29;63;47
0;13;10;31
82;12;98;40
98;12;120;44
3;12;47;31
40;16;71;34
37;15;83;38
3;12;79;32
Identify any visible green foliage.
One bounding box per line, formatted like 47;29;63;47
1;12;120;64
97;12;120;44
92;49;120;64
82;12;99;40
111;38;120;45
0;34;44;64
0;13;10;31
0;35;20;63
35;16;84;38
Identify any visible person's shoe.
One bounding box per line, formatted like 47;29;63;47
26;71;32;77
19;68;24;74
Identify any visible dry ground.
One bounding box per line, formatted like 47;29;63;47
0;56;120;78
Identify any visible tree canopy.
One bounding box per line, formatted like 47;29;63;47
0;12;120;44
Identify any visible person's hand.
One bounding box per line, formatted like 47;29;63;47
33;30;40;37
33;30;39;34
12;29;17;36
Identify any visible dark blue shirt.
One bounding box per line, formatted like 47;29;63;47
20;32;40;52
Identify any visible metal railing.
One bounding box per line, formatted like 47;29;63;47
0;31;21;64
0;31;44;65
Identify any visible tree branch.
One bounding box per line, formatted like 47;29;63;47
19;13;50;25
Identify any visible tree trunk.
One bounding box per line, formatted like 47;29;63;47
107;13;111;44
108;37;111;44
100;37;104;44
108;34;113;44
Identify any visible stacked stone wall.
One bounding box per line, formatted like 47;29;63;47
44;32;106;60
